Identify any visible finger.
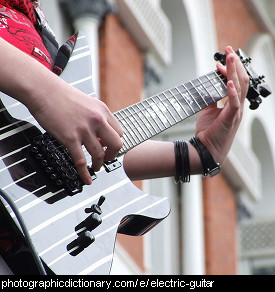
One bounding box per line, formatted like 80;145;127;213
225;80;240;115
97;125;123;162
108;114;124;137
218;80;241;132
225;47;248;102
217;46;242;81
84;137;106;172
217;62;227;77
226;53;241;95
67;143;93;185
225;46;245;75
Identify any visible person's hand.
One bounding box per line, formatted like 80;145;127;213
194;46;249;165
0;37;123;185
30;80;123;185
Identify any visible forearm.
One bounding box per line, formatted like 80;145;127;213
0;37;65;112
123;140;203;181
0;37;123;184
124;47;250;182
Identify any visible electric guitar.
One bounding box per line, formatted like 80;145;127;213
0;32;271;275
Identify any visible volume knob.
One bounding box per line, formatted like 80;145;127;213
75;213;102;234
67;231;95;256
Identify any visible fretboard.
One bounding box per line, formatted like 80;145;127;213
115;70;227;155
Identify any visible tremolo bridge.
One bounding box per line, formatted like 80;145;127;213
27;133;96;196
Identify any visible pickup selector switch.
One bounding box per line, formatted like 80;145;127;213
85;195;105;215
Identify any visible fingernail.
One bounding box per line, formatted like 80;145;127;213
228;80;234;88
86;176;93;185
228;46;234;53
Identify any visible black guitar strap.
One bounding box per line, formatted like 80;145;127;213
33;3;75;76
33;4;59;63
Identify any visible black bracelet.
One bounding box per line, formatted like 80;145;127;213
174;140;190;183
189;136;221;177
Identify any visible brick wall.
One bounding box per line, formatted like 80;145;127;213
212;0;260;51
99;14;145;271
203;176;237;274
99;14;144;112
204;0;261;275
98;0;262;274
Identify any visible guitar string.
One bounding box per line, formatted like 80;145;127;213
55;70;227;156
116;71;227;153
0;70;225;137
0;71;227;187
0;72;226;176
39;70;227;164
114;70;226;127
0;71;229;208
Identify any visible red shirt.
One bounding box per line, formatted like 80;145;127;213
0;0;54;70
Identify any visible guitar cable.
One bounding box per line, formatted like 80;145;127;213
0;188;47;275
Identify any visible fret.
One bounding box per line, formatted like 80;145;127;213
134;101;160;135
131;103;154;138
125;106;147;141
215;70;227;85
182;83;202;111
189;80;209;107
213;71;228;97
115;110;135;147
162;90;185;121
121;109;141;146
156;92;180;124
123;108;145;144
135;102;158;135
115;69;230;155
143;99;166;132
166;89;185;119
174;85;196;114
146;97;169;128
168;89;190;118
196;74;216;103
205;72;225;101
120;134;132;153
114;111;135;148
152;93;173;128
120;139;131;154
191;77;212;106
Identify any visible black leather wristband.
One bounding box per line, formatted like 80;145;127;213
190;137;220;177
174;140;190;183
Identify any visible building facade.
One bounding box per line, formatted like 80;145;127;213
41;0;275;275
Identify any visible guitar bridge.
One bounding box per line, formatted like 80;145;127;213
104;159;121;172
27;132;96;196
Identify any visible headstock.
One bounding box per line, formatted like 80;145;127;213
214;49;271;110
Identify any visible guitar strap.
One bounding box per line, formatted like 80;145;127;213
33;2;74;76
32;2;59;64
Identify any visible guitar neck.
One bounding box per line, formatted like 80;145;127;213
115;69;227;155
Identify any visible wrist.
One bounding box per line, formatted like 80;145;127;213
187;141;204;175
189;137;221;177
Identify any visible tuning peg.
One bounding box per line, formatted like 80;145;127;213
254;75;265;85
249;97;262;110
259;84;272;98
214;51;226;65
